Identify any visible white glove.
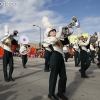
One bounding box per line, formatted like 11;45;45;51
7;33;11;37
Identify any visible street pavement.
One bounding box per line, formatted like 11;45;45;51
0;57;100;100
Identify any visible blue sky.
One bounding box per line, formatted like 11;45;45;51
0;0;100;43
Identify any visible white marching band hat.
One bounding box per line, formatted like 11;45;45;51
42;16;56;41
77;33;83;38
20;35;29;44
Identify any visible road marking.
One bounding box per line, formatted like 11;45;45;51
28;67;43;71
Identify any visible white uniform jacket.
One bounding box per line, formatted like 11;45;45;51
43;36;64;56
78;36;90;52
73;43;80;52
1;35;12;52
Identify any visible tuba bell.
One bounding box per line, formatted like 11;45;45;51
19;35;30;55
83;32;97;43
61;16;79;38
90;32;97;43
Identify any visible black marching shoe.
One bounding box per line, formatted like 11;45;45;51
9;77;15;81
44;69;50;72
48;95;59;100
57;93;68;100
75;65;80;67
81;75;89;78
23;66;27;68
4;78;10;82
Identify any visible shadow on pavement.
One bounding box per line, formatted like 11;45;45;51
0;91;17;100
0;83;18;100
65;72;84;99
27;63;44;68
14;70;42;80
0;83;17;92
31;96;43;100
65;67;94;99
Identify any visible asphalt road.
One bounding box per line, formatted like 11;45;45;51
0;57;100;100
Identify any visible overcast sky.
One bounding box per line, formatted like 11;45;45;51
0;0;100;43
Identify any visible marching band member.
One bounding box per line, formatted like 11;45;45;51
90;42;96;63
42;16;73;100
97;42;100;68
43;28;52;72
63;45;70;62
20;36;30;68
1;25;18;82
20;44;27;68
73;42;80;67
75;19;91;78
97;32;100;68
78;34;91;78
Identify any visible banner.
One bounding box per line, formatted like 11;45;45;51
69;33;88;43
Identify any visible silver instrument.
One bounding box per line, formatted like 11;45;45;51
20;44;30;55
84;32;97;43
61;16;79;38
90;32;97;43
19;35;30;55
9;30;18;39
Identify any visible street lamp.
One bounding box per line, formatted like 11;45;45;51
33;25;41;49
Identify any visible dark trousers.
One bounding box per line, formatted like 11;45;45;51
90;50;95;63
44;50;51;70
74;50;80;66
49;51;67;96
3;50;14;79
22;55;27;67
80;50;91;76
97;49;100;65
64;52;69;62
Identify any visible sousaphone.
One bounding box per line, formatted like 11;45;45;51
19;35;30;55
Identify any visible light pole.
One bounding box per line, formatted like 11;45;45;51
33;25;41;49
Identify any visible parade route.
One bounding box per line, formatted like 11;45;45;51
0;57;100;100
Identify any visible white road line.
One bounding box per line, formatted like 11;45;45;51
28;67;43;70
65;62;74;64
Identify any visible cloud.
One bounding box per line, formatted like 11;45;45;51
85;5;97;9
79;17;100;34
0;0;100;44
0;0;64;43
45;0;69;9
